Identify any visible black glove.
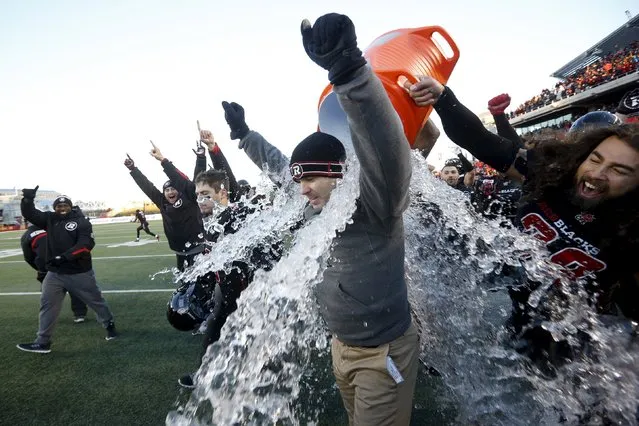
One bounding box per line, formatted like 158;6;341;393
457;154;474;174
22;185;39;200
301;13;367;85
47;255;66;268
192;141;206;156
124;154;135;171
36;271;47;283
222;101;250;140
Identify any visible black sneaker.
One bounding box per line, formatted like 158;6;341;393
178;373;195;389
105;322;118;341
17;342;51;354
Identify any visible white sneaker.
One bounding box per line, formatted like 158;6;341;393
135;238;140;242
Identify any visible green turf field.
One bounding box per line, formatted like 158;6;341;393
0;221;456;425
0;221;202;426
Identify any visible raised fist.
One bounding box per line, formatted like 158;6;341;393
222;101;249;140
300;13;366;85
22;185;39;200
124;154;135;170
488;94;511;116
199;130;216;150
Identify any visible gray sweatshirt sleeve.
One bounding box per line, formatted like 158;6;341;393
238;131;290;186
332;66;412;219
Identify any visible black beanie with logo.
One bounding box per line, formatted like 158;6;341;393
289;132;346;182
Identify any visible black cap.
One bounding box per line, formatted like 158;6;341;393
53;195;72;209
162;181;174;190
289;132;346;182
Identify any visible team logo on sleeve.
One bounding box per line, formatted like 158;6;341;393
65;222;78;231
173;199;183;208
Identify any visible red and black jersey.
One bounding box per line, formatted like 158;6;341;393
471;176;523;223
433;86;638;319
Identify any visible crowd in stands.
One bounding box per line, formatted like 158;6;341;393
510;42;639;118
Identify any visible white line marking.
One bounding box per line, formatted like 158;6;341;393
0;289;175;296
0;249;22;259
0;254;175;264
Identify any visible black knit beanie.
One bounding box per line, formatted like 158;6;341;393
53;195;73;209
289;132;346;182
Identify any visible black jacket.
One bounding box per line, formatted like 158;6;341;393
129;161;205;253
21;225;48;282
21;201;95;274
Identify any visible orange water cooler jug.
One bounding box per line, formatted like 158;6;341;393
318;26;460;147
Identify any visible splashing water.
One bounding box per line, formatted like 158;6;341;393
167;149;638;425
405;152;639;425
167;152;362;425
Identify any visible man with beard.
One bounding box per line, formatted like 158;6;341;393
405;76;639;332
124;145;205;271
18;192;117;353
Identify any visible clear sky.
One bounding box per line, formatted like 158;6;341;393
1;0;636;206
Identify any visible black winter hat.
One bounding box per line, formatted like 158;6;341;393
289;132;346;182
53;195;73;208
162;180;175;191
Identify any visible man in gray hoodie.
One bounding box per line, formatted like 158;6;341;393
221;13;419;425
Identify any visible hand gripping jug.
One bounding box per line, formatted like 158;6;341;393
317;27;460;147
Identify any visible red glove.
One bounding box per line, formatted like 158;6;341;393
488;94;511;115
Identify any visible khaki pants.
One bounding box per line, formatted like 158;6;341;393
331;323;420;426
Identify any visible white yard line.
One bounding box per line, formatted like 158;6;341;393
0;289;175;296
0;254;175;264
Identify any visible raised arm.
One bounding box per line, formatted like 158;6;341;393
199;129;240;201
20;186;48;229
406;77;526;182
148;142;197;201
222;101;291;187
192;142;207;180
488;94;524;148
302;14;412;218
124;155;164;208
